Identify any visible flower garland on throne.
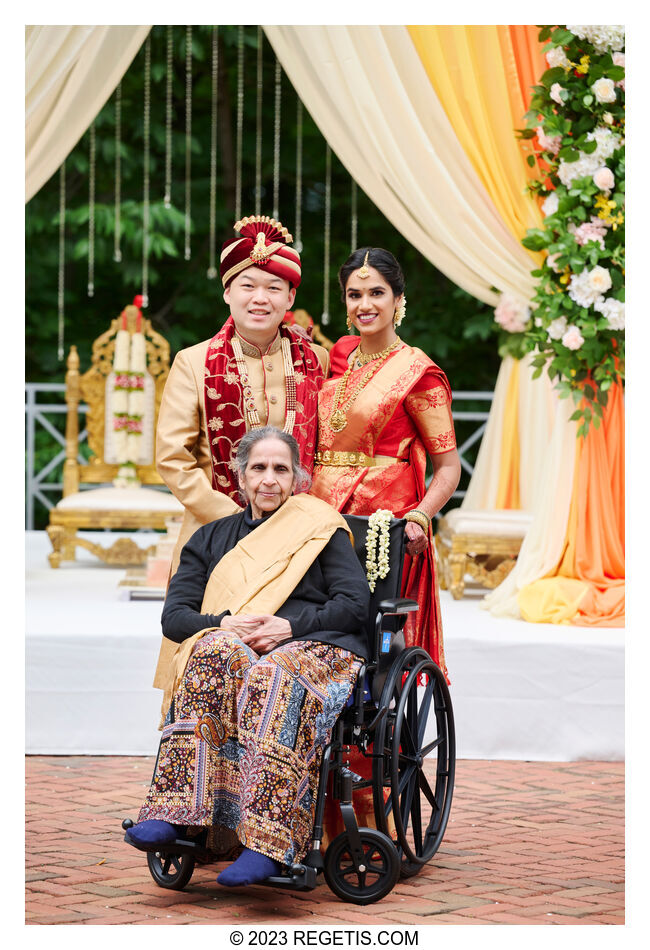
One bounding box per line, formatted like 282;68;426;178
106;296;153;487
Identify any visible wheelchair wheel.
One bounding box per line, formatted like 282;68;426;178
324;829;400;904
147;850;196;890
372;649;455;872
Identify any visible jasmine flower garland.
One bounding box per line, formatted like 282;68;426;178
365;509;393;593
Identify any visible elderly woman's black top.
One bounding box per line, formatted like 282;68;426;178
161;505;371;660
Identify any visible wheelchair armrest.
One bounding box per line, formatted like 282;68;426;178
378;598;419;615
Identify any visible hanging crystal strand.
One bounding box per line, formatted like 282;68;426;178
321;144;332;326
113;82;122;263
87;122;96;297
272;57;281;219
57;161;66;361
350;178;358;251
207;25;219;280
142;33;151;308
294;99;303;253
184;26;193;260
164;25;173;208
254;26;263;215
235;25;244;223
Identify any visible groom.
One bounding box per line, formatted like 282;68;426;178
153;214;329;696
155;214;329;572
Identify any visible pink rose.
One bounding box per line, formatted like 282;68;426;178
572;220;607;249
494;294;530;333
561;326;585;350
536;126;562;154
593;166;615;191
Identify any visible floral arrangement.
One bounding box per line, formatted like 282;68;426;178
365;509;393;592
496;25;624;437
112;299;147;476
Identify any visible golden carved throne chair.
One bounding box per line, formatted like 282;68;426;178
46;304;183;568
435;508;533;599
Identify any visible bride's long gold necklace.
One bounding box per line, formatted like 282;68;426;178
328;337;402;433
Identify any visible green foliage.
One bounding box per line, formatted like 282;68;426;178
25;24;499;394
515;25;625;434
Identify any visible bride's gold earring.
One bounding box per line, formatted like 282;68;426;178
346;314;353;331
394;296;406;327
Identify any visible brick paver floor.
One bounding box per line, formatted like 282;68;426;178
26;756;623;926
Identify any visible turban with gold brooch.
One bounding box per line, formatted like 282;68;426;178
220;215;302;289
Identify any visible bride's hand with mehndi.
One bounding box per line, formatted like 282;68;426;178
405;521;428;557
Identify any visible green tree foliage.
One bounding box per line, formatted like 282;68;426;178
26;25;499;391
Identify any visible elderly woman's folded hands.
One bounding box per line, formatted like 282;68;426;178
219;613;292;653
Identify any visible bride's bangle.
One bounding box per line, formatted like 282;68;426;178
404;509;430;532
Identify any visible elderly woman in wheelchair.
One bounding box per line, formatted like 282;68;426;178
124;426;454;904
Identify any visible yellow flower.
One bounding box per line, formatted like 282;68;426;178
559;268;571;285
576;55;590;74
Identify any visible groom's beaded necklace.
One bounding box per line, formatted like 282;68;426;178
231;334;297;434
327;337;402;433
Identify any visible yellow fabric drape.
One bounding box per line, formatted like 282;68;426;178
408;25;544;254
494;358;521;509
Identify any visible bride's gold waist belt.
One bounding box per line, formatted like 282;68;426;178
314;450;406;468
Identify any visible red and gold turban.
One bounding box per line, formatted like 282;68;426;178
220;215;301;289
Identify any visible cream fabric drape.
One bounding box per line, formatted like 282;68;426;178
462;353;558;513
26;25;151;201
264;25;536;307
481;398;578;618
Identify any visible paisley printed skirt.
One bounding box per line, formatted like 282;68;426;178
138;631;362;866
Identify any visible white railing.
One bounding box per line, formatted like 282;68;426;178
25;383;493;529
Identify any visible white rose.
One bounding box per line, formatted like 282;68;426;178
603;112;614;125
612;52;625;69
587;266;612;295
546;46;570;69
547;316;568;340
592;78;617;104
542;192;559;216
550;83;567;104
561;326;585;350
594;297;625;330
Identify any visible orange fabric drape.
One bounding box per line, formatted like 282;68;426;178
502;25;547;118
519;382;625;626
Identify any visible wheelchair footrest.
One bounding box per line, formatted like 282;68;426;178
261;865;319;891
123;833;211;863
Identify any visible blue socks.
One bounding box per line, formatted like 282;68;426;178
217;847;282;886
127;825;282;885
126;819;180;847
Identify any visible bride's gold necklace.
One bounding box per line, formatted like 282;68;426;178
328;337;402;433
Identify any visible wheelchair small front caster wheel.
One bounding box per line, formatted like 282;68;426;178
324;829;400;904
147;850;195;890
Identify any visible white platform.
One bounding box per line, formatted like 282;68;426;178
25;531;624;761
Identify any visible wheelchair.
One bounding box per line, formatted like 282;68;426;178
122;515;455;904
